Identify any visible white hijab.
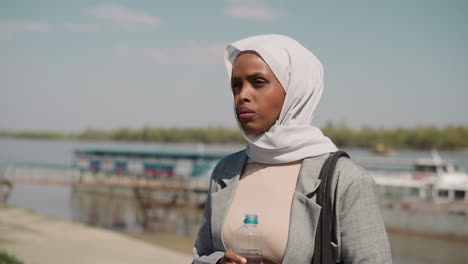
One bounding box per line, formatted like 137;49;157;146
224;34;337;164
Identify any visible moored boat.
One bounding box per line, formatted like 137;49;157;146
371;151;468;238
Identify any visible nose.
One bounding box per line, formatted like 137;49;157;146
239;83;252;102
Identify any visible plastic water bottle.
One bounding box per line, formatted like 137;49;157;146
232;214;263;264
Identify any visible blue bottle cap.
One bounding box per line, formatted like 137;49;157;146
244;214;258;224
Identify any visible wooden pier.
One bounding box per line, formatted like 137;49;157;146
4;164;208;192
2;162;210;234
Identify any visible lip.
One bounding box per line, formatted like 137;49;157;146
237;107;255;120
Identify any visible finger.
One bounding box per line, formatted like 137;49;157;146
221;256;237;264
225;249;247;264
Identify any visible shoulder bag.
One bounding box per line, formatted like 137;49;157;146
312;151;350;264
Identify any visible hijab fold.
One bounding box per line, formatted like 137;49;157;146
224;35;337;164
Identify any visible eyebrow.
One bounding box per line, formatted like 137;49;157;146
231;72;268;81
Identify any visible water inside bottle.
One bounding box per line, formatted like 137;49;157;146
234;248;263;264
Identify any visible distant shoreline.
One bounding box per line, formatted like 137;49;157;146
1;135;467;153
1;123;467;151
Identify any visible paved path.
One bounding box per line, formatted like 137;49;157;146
0;206;192;264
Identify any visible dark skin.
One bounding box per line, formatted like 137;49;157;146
231;51;286;135
221;249;248;264
220;52;286;263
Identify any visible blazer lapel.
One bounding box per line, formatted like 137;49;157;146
282;155;328;264
211;151;248;251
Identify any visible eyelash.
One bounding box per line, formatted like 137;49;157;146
231;79;268;90
254;79;266;84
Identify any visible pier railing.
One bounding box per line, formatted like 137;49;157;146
3;162;210;193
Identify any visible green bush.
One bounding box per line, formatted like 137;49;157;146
0;250;23;264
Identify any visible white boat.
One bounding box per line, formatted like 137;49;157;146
369;151;468;238
372;151;468;204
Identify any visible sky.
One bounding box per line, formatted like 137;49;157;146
1;0;467;132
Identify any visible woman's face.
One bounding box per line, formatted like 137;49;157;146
231;52;286;134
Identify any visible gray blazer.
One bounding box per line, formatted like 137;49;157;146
192;150;392;264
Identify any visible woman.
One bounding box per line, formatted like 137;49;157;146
192;35;391;264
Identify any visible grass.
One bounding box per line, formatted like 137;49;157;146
0;250;23;264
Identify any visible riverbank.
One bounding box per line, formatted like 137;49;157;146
0;205;192;264
1;123;467;150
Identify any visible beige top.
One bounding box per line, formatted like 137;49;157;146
222;161;302;264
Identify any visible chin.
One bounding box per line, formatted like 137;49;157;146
241;125;255;135
240;121;268;135
243;126;264;135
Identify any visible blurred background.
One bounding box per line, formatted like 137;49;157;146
1;1;467;264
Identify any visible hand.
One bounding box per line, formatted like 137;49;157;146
219;249;247;264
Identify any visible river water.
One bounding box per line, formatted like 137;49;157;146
1;138;468;263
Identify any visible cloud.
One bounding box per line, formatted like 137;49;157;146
87;4;159;26
0;21;50;33
115;43;226;66
226;0;286;21
63;23;99;32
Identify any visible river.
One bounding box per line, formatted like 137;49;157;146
1;138;468;263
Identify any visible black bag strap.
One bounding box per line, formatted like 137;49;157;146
313;151;350;264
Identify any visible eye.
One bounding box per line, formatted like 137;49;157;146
231;81;242;92
253;79;268;86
